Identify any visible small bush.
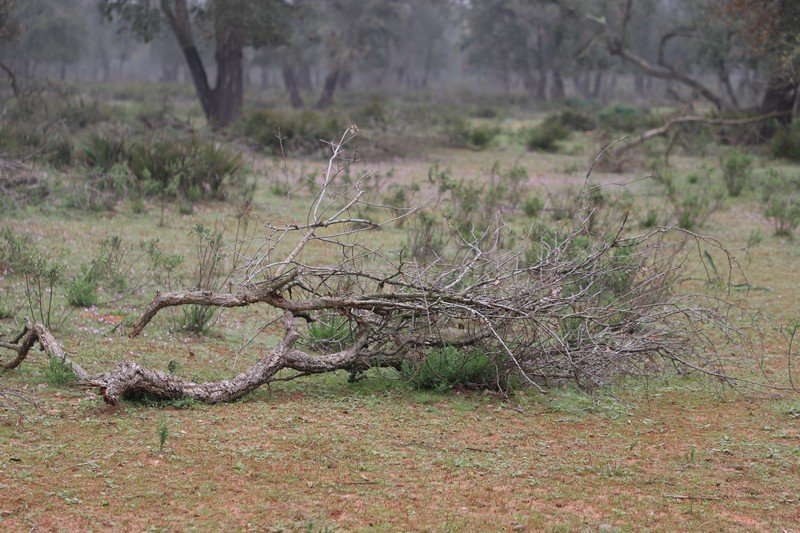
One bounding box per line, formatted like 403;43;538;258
526;121;569;152
597;105;657;133
128;136;244;201
66;265;99;308
552;110;597;132
178;305;215;333
44;356;77;386
401;346;507;391
771;123;800;162
719;149;753;197
82;133;127;172
760;169;800;237
442;116;498;150
240;109;349;155
655;168;726;230
306;316;354;351
410;211;446;264
522;196;544;218
640;208;660;228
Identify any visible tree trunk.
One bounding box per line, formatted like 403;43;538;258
759;73;798;136
551;69;565;101
0;60;19;97
209;28;244;128
591;70;604;99
315;67;341;110
282;64;305;108
634;73;645;97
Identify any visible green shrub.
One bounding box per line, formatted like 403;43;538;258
0;229;65;328
771;123;800;162
128;136;244;201
240;109;349;155
401;346;506;391
441;116;498;150
655;168;726;230
66;264;99;308
44;356;77;386
178;305;214;333
522;196;544;218
719;149;753;197
82;133;128;171
760;169;800;237
596;104;657;133
306;316;354;351
640;208;660;228
467;124;499;149
409;211;446;264
551;110;597;132
526;120;569;152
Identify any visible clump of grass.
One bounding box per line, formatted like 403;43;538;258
157;418;169;451
526;120;569;152
401;346;508;392
239;108;349;155
65;264;99;308
44;356;77;386
179;305;215;334
760;168;800;237
719;148;753;197
771;123;800;162
522;196;544;218
596;104;657;132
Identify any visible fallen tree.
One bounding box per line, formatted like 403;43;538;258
1;129;758;405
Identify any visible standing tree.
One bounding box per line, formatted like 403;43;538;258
0;0;20;95
722;0;800;129
100;0;290;127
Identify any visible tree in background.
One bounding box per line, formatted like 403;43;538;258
722;0;799;129
100;0;290;127
0;0;19;95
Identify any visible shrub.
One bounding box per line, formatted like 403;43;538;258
655;168;726;230
240;109;349;155
719;149;753;197
526;120;569;152
760;169;800;237
596;104;656;133
44;356;77;386
306;316;353;351
401;346;507;391
551;110;597;132
178;305;215;333
442;116;498;150
81;133;128;172
129;136;244;201
771;123;800;162
410;211;446;264
1;230;65;328
467;124;499;149
522;196;544;218
66;265;99;308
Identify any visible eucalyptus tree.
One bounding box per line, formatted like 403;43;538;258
99;0;291;127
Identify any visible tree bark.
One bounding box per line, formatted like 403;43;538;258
0;59;19;97
282;64;304;108
160;0;244;128
315;67;341;110
209;27;244;127
551;69;566;101
759;73;798;135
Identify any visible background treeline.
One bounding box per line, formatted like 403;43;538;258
0;0;797;128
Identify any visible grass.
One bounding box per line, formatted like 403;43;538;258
1;88;799;530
